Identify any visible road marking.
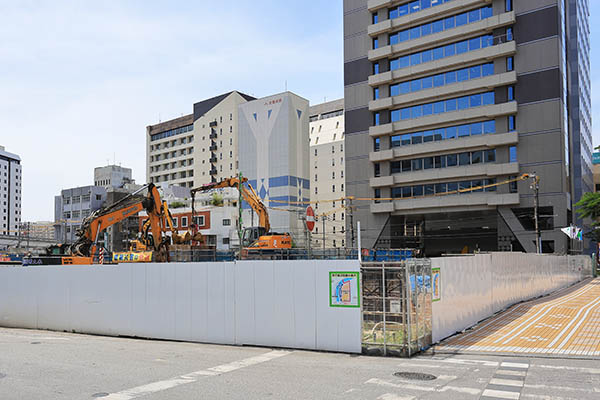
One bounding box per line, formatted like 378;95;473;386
524;384;600;393
415;358;499;367
489;378;524;388
365;378;481;395
377;394;415;400
495;370;526;377
521;395;578;400
501;362;529;369
482;389;520;399
104;350;291;400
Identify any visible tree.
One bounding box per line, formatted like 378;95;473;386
575;192;600;242
170;201;186;209
210;193;224;207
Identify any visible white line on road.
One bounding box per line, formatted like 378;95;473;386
534;364;600;374
521;394;579;400
365;378;481;395
377;394;415;400
489;378;524;388
495;370;527;377
481;389;520;399
501;362;529;369
104;350;292;400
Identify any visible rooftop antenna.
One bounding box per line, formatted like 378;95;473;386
285;80;288;92
158;113;161;123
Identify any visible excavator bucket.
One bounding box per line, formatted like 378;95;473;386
172;231;191;244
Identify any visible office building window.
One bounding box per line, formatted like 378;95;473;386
374;87;380;100
390;34;493;72
373;38;379;49
372;13;378;24
391;92;495;121
389;7;492;46
390;63;494;97
373;62;380;74
389;0;449;20
506;0;512;12
374;137;380;151
374;163;380;177
374;112;380;126
508;86;515;101
507;56;514;71
510;146;518;163
392;178;498;199
509;115;516;131
390;149;496;174
222;219;231;226
506;27;513;41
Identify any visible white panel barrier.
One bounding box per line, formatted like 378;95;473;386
0;260;362;353
431;253;593;343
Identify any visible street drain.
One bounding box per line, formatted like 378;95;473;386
91;393;109;398
394;372;437;381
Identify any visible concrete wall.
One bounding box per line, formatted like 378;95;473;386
0;260;361;353
431;253;593;343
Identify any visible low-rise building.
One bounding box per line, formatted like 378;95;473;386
54;186;107;243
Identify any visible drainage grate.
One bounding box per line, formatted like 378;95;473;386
91;393;109;398
394;372;437;381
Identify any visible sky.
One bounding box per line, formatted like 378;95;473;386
0;0;598;222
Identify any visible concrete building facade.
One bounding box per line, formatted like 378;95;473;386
238;92;310;241
94;165;134;190
0;146;22;236
343;0;591;255
146;91;255;189
54;186;107;243
309;99;347;248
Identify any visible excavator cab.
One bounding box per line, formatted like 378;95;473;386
242;227;267;247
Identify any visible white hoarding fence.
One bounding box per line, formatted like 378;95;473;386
0;260;362;353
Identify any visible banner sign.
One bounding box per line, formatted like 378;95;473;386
112;252;153;263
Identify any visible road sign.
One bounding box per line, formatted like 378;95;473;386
306;206;315;232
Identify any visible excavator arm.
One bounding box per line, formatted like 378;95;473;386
191;177;270;232
71;183;167;259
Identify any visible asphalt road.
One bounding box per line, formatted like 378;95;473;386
1;327;599;400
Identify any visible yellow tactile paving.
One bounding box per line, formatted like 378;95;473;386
436;278;600;357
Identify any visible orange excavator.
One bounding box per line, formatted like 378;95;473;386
191;177;292;250
68;183;171;263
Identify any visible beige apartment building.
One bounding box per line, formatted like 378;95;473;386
146;91;254;188
309;99;346;248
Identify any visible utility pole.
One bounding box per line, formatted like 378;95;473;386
237;172;243;252
322;215;326;250
530;173;541;254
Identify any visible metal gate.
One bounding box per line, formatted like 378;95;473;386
361;260;432;357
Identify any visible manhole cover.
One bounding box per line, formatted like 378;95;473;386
30;342;41;345
91;393;109;398
394;372;437;381
0;373;6;379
